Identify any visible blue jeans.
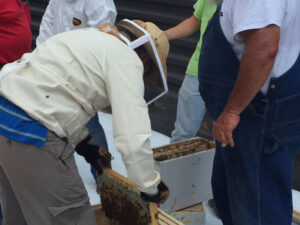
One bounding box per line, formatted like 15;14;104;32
171;74;206;143
86;113;108;183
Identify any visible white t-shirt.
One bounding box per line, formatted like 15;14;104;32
220;0;300;93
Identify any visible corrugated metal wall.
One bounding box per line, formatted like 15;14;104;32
29;0;199;95
29;0;49;46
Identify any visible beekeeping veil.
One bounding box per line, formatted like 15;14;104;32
98;19;169;105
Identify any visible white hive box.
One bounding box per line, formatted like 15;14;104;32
153;137;215;213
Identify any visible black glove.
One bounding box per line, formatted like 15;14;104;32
75;135;112;175
140;181;170;204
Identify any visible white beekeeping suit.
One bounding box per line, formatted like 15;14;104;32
36;0;117;46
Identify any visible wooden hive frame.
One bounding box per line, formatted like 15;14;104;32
158;208;184;225
152;137;215;162
97;168;184;225
293;210;300;224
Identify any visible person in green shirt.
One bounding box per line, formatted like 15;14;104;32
165;0;217;143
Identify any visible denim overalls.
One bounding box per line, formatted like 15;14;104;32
198;5;300;225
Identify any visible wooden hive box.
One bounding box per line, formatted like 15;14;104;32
153;137;215;213
171;203;205;225
292;190;300;224
93;205;184;225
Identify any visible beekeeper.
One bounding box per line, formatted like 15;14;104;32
0;20;169;225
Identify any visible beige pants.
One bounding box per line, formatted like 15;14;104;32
0;131;97;225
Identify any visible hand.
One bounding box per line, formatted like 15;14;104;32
75;136;112;174
213;111;240;148
140;181;170;204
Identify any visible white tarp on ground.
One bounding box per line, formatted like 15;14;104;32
75;112;299;225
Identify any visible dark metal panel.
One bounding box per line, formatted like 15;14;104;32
29;0;49;47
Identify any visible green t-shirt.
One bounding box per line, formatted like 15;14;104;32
186;0;217;77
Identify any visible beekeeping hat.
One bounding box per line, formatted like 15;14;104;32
117;20;170;105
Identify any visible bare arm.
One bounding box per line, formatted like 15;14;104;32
165;15;201;41
213;25;280;147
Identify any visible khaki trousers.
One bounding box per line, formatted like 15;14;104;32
0;131;97;225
